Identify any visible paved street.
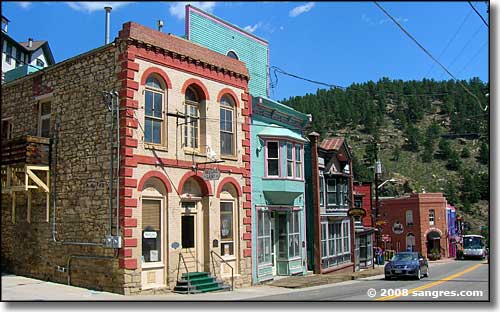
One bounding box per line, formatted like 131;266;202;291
250;260;489;301
1;260;488;301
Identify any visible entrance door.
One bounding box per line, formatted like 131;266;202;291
275;212;288;275
271;213;277;275
181;202;198;272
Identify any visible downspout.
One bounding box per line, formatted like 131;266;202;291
114;91;120;237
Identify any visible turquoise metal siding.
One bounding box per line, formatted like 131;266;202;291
188;10;269;97
4;64;43;83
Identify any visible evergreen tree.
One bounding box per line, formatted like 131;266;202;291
405;124;421;152
478;142;489;164
446;150;462;171
461;146;471;158
438;138;452;159
392;145;401;161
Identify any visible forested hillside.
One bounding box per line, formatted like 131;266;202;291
282;77;489;230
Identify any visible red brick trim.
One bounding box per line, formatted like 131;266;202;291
120;248;133;257
215;177;242;198
137;170;173;193
124;238;138;247
133;155;246;174
119;258;137;270
141;66;173;89
243;249;251;257
178;171;213;196
181;78;210;101
216;88;240;108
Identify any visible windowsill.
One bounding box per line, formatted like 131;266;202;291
220;155;238;161
184;148;205;157
142;262;164;269
262;177;304;181
144;143;168;152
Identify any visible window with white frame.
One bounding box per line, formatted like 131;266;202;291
325;177;349;210
15;50;22;67
38;101;51;138
142;199;162;263
220;201;234;256
6;42;12;64
286;142;293;177
257;210;272;265
265;141;279;177
319;174;325;208
144;76;164;144
184;86;200;149
429;209;435;225
288;211;301;258
220;95;235;156
406;210;414;226
326;179;337;206
321;219;351;268
295;145;303;179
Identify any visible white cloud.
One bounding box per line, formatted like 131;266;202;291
378;16;409;24
243;22;262;33
169;2;216;20
362;13;408;26
18;2;32;9
289;2;315;17
65;2;131;13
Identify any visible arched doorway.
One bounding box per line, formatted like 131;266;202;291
180;176;210;272
426;230;441;257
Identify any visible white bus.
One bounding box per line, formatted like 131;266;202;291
463;235;487;260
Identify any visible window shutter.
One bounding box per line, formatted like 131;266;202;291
142;200;160;230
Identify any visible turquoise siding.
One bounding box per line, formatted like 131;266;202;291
188;9;269;97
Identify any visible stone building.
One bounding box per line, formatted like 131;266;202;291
378;193;449;258
1;21;252;295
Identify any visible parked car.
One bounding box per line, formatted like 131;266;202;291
384;252;429;280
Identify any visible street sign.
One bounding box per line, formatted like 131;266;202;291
202;168;221;180
382;234;391;242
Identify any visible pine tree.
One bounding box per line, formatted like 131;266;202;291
392;145;401;161
446;150;462;171
438;138;452;159
461;147;471;158
478;142;489;164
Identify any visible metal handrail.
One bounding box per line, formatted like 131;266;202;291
176;253;191;294
210;250;234;291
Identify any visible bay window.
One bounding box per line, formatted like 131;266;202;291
266;141;279;177
286;143;293;177
295;145;302;179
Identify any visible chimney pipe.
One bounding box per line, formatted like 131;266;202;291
28;38;33;48
104;6;112;44
158;20;164;32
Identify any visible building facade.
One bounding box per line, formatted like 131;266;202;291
251;96;310;283
1;21;252;295
353;182;375;269
1;15;55;83
306;135;356;274
379;193;449;258
446;203;458;258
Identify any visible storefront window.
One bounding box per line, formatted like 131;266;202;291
257;210;272;264
321;223;327;258
142;200;162;263
288;211;301;258
278;214;287;258
220;201;234;256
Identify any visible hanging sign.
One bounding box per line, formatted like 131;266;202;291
392;221;404;235
203;168;221;180
348;208;366;217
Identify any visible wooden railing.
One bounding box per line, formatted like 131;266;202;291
1;136;50;166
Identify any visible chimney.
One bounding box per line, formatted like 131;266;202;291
158;19;164;32
28;38;33;48
104;6;112;44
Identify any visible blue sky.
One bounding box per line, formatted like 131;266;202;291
2;1;489;101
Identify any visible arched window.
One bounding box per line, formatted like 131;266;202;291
406;233;416;252
220;184;238;258
144;76;165;144
220;95;235;155
184;86;200;149
226;51;238;60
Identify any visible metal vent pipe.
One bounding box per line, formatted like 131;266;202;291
104;6;112;44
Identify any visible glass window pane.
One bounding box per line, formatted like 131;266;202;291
145;91;153;116
41;102;51;115
152;120;161;144
294;211;299;232
295;163;302;178
154;93;162;118
41;119;50;138
142;200;161;263
295;145;301;161
220;202;233;240
258;212;264;236
264;212;271;235
268;159;279;176
267;142;278;158
287;143;293;160
287;161;293;177
258;238;264;263
181;215;195;248
146;77;161;89
221;242;234;256
145;118;152;143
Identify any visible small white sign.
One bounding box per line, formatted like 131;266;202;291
143;231;157;239
150;250;159;262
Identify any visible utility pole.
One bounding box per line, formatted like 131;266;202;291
374;140;381;248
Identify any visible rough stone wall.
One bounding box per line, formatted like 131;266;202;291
1;45;127;294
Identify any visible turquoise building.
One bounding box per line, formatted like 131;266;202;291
186;4;310;283
251;96;310;282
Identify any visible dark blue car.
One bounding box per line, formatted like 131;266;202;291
384;252;429;280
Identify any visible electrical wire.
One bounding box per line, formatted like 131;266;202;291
270;66;346;90
373;1;487;111
424;10;472;77
456;40;488;77
468;1;489;27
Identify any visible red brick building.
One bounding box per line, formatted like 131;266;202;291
353;182;375;269
379;193;449;259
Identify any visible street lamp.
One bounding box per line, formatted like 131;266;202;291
377;178;397;189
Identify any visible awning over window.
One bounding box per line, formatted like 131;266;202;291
257;125;307;143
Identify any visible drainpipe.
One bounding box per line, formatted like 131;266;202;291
114;91;120;237
308;132;321;274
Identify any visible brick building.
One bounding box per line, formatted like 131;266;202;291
353;182;375;269
1;21;252;295
379;193;449;258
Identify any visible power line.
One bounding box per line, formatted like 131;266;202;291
468;1;489;27
424;10;472;77
456;40;488;77
270;66;346;90
373;1;487;112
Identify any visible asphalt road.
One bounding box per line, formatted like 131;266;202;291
250;260;489;301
